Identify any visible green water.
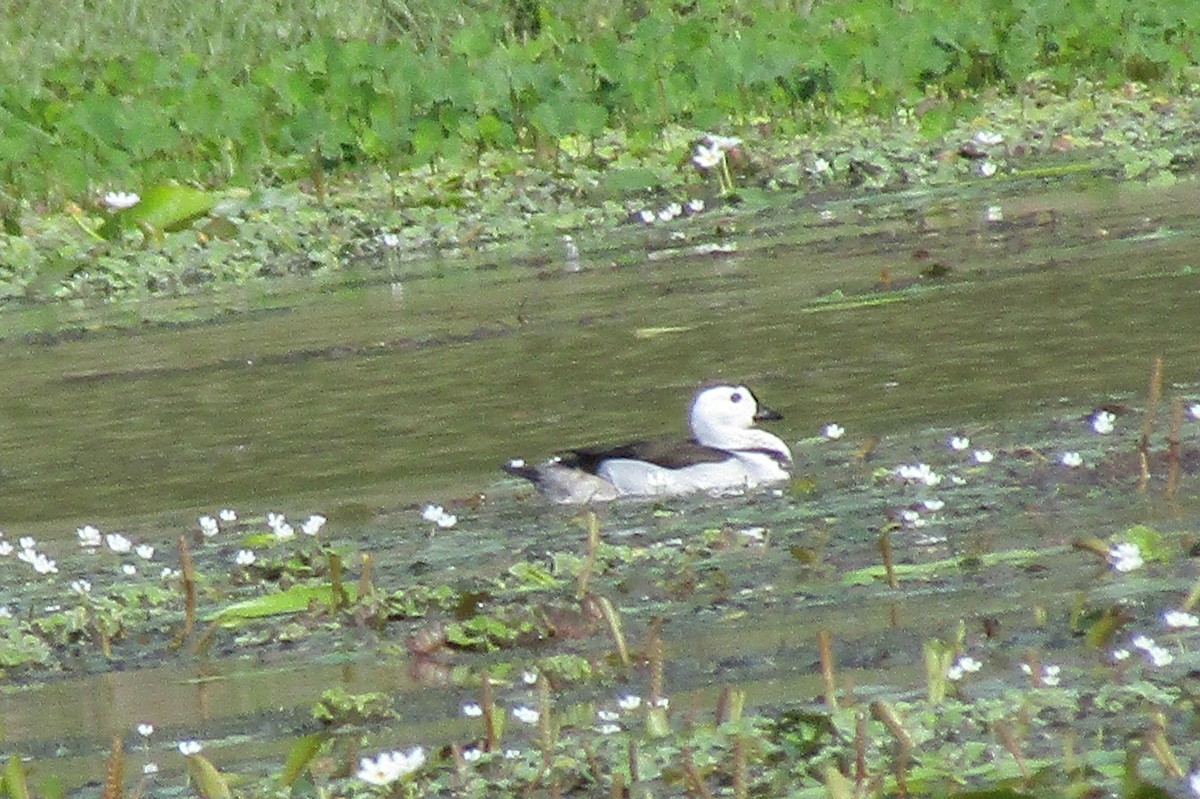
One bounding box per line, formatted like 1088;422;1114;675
3;179;1198;528
3;177;1200;792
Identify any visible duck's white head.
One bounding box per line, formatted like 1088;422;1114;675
689;384;790;462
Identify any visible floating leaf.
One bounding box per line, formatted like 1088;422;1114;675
210;584;357;624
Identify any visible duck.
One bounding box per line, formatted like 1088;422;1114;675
504;383;792;503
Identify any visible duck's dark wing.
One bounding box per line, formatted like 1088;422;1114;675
562;437;731;474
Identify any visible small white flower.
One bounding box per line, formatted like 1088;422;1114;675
421;504;457;529
135;544;155;560
1108;542;1144;573
983;205;1003;223
102;191;141;210
1189;402;1200;421
652;696;669;708
686;198;705;213
822;423;845;440
923;499;945;511
0;606;10;618
105;533;132;553
301;514;326;536
597;709;619;722
0;541;12;556
521;670;538;685
692;143;724;170
810;157;831;175
1042;665;1061;686
77;525;103;548
948;435;971;451
462;747;482;762
1132;634;1174;667
946;655;982;681
235;549;256;566
218;508;238;522
978;161;998;177
71;579;92;595
1061;451;1083;467
198;516;219;537
737;526;766;542
461;703;483;717
19;536;35;550
1163;609;1200;629
973;130;1004;147
177;740;203;756
617;694;642;711
511;705;540;724
1111;648;1130;662
142;762;159;775
272;522;296;541
17;547;35;564
122;564;137;576
356;747;425;786
972;449;994;464
503;749;522;759
137;723;155;737
1188;770;1200;797
161;567;181;580
1091;410;1116;434
894;463;942;487
33;554;58;575
380;233;401;248
664;202;683;219
596;723;621;735
637;209;655;224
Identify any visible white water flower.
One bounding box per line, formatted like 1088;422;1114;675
1108;542;1144;573
1190;403;1200;421
19;536;35;550
356;747;425;786
597;709;619;722
102;191;141;210
596;723;621;735
122;564;137;576
692;143;724;170
161;567;181;580
301;514;326;536
199;515;219;537
973;130;1004;147
0;606;10;618
822;423;845;440
77;525;102;548
137;723;154;737
1189;770;1200;797
218;508;238;522
948;435;970;451
1061;451;1083;467
105;533;131;553
511;705;540;724
521;670;538;685
70;580;91;595
686;198;705;213
0;541;12;557
379;233;401;248
983;205;1003;223
978;161;998;178
1163;609;1200;629
923;499;945;511
177;740;203;756
1132;634;1174;667
32;553;57;574
637;209;655;224
972;449;994;464
1111;648;1130;662
461;703;483;718
421;504;457;529
617;694;642;711
235;549;256;566
1091;410;1116;434
1020;663;1061;686
894;463;942;486
142;762;159;775
462;747;483;762
947;655;982;681
135;544;155;560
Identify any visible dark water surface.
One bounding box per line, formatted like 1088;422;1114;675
3;176;1200;789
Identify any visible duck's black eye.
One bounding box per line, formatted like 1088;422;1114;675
730;392;743;403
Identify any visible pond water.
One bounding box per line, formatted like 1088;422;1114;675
3;176;1200;791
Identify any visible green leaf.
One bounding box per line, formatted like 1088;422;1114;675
185;753;232;799
279;733;330;787
210;583;357;624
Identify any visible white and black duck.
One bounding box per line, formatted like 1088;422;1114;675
504;383;792;503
